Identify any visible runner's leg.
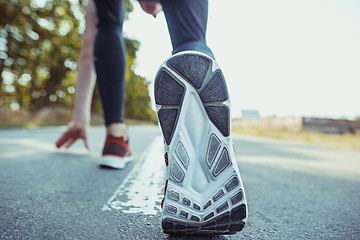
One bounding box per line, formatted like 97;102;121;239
94;0;126;126
161;0;215;59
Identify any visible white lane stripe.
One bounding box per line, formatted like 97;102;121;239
0;138;90;158
102;136;165;215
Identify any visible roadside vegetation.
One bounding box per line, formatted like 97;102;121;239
0;107;156;129
0;0;157;126
232;117;360;150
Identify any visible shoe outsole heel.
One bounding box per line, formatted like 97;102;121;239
155;51;247;236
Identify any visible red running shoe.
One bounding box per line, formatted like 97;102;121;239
100;135;133;169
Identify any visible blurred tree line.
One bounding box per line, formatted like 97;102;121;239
0;0;157;124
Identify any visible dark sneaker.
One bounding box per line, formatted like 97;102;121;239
100;135;133;169
154;51;247;235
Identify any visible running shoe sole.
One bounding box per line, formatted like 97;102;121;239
100;155;133;169
154;51;247;235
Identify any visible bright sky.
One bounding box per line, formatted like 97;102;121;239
123;0;360;119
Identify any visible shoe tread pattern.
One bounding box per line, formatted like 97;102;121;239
162;204;246;235
167;54;211;89
155;69;185;145
162;173;246;235
155;52;230;145
155;52;246;236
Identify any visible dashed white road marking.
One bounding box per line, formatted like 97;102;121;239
102;136;165;215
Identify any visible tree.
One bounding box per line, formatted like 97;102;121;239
124;38;157;122
0;0;156;123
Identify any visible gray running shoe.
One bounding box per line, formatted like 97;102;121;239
154;51;247;235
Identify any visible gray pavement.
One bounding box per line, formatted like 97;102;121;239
0;126;359;239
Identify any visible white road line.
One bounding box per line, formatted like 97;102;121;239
0;138;90;158
102;136;165;215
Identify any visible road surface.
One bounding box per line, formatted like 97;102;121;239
1;125;359;239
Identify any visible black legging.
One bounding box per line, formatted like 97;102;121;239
94;0;213;126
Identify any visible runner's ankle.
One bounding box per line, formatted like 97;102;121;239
106;123;128;139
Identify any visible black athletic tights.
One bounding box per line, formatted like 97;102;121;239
94;0;213;126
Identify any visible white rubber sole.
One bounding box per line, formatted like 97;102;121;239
154;51;247;235
100;155;133;169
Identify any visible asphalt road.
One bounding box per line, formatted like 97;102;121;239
0;125;359;240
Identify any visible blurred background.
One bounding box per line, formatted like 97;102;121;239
0;0;157;127
1;0;359;149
